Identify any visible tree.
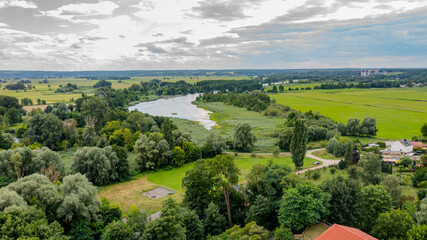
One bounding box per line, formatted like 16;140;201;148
161;118;177;147
233;123;257;152
344;142;353;166
421;155;427;168
7;174;62;220
93;80;112;88
123;111;157;133
320;176;363;227
245;195;271;228
0;206;68;240
5;108;22;124
171;146;185;167
278;184;331;231
111;145;131;182
360;185;392;231
360;117;377;136
172;130;192;147
142;198;186;240
371;209;415;240
0;133;13;150
182;159;214;218
182;141;195;162
127;205;148;238
359;152;383;185
417;196;427;224
421;122;427;137
33;147;65;179
0;188;27;211
182;208;204;240
57;173;101;222
203;202;227;236
101;221;133;240
211;221;269;240
407;224;427;240
207;155;240;226
203;134;227;158
134;133;171;171
81;96;109;129
278;128;293;151
290;119;307;168
399;156;412;168
380;175;402;206
24;113;64;149
346;118;360;136
71;146;118;186
274;226;294;240
82;117;98;146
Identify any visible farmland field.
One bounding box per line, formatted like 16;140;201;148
0;76;249;103
271;87;427;139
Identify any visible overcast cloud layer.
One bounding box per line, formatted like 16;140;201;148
0;0;426;70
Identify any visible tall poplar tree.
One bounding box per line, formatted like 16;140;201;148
290;119;307;168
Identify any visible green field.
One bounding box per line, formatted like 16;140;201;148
100;154;316;213
271;87;427;139
0;76;249;103
148;155;317;191
173;102;285;152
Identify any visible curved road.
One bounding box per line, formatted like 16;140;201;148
295;149;341;175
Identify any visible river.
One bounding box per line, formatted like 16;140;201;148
128;94;217;130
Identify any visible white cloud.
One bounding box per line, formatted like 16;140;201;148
0;0;427;70
44;1;119;22
0;0;37;9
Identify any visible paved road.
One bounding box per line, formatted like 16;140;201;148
295;149;341;175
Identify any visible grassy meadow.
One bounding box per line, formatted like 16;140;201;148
173;102;286;151
270;87;427;139
0;76;249;103
100;154;317;213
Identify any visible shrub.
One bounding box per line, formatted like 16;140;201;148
330;167;337;174
312;170;321;180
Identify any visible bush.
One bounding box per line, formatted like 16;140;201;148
312;170;321;180
338;159;348;170
251;153;256;158
330;167;337;174
273;146;280;157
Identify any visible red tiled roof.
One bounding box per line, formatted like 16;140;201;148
412;142;423;148
316;224;378;240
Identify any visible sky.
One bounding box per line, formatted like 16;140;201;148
0;0;426;70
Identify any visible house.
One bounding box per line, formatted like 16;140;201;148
316;224;378;240
412;141;427;150
390;139;413;153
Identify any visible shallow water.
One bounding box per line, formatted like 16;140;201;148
128;94;217;130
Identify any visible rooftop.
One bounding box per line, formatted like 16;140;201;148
316;224;378;240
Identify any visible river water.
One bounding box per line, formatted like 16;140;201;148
128;94;217;130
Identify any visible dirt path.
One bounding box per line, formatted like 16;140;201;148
295;149;341;175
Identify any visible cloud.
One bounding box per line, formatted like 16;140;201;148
190;0;248;21
44;1;119;22
0;0;427;70
0;0;37;9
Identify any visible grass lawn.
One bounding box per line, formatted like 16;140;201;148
100;154;316;213
271;87;427;139
59;148;77;174
302;223;330;240
307;167;348;185
312;150;342;160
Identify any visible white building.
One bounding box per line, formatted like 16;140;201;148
390;139;413;153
